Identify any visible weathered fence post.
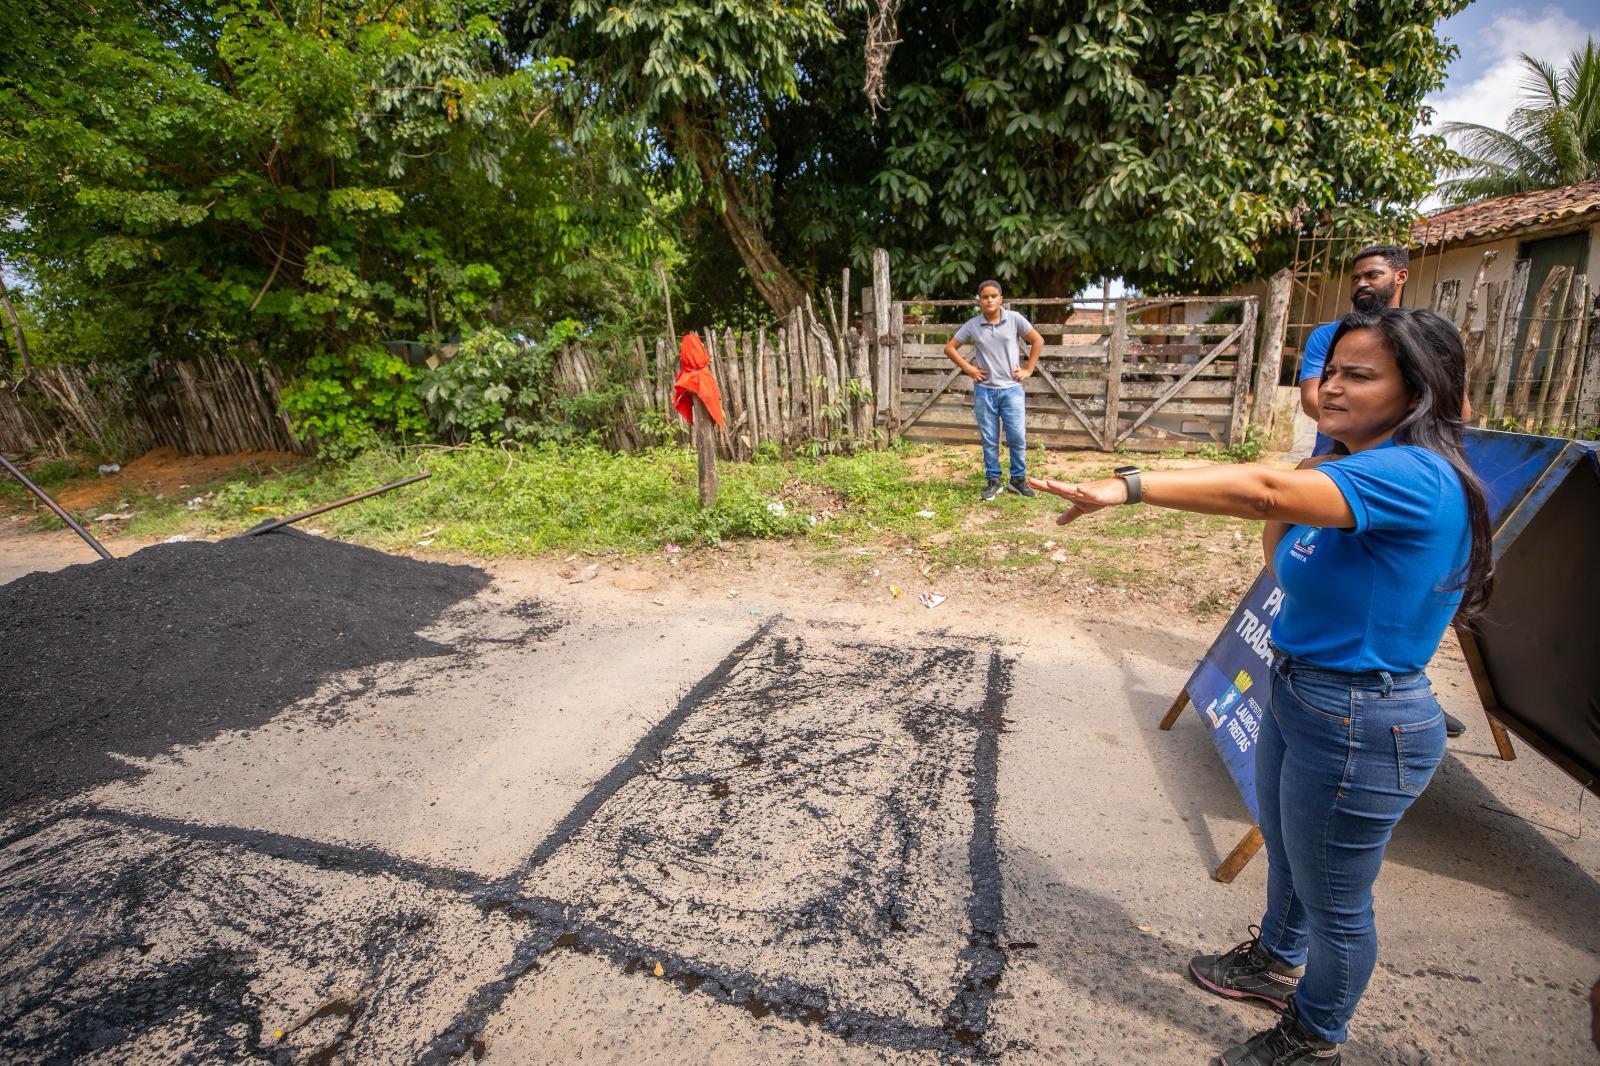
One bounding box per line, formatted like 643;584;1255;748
890;299;904;427
654;261;676;347
693;394;717;507
1488;260;1531;420
1230;299;1259;445
1544;276;1588;432
743;332;761;456
850;328;872;440
1432;278;1461;324
1472;280;1504;414
871;249;893;420
1511;267;1569;418
1575;293;1600;433
1250;268;1293;431
1102;299;1127;449
1461;250;1498;417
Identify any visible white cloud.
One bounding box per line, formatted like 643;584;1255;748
1423;5;1600;133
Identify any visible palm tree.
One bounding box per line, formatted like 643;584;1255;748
1436;40;1600;204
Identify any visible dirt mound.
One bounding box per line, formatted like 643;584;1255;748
51;446;305;510
0;530;490;813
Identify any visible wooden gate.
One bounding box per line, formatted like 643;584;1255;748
893;296;1258;452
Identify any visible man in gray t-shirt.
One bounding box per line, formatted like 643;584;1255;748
943;279;1044;500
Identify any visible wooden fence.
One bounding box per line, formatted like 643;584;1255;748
892;297;1258;452
1253;255;1600;437
556;299;885;461
0;355;306;460
1441;256;1598;434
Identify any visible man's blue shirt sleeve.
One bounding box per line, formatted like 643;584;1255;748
1299;322;1337;382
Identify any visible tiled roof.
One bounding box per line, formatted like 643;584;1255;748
1411;178;1600;248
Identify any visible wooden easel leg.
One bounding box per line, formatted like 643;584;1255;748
1453;622;1515;762
1486;716;1517;761
1160;691;1188;731
1214;826;1265;884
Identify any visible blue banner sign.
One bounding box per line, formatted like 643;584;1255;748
1181;570;1281;822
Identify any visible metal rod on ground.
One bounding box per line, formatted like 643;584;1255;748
0;450;115;561
244;473;431;536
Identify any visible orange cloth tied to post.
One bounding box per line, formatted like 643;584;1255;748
671;333;725;428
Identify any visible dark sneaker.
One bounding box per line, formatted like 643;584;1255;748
1189;926;1303;1011
1444;711;1466;738
1218;998;1340;1065
980;479;1002;501
1007;476;1035;497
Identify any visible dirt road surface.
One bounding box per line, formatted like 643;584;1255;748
2;527;1596;1064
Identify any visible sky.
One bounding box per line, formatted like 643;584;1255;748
1424;1;1600;134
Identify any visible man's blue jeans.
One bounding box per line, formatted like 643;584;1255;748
1256;652;1446;1044
973;384;1026;482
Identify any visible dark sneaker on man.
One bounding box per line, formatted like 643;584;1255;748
1218;997;1341;1065
981;479;1003;501
1444;711;1466;738
1007;476;1036;497
1189;925;1303;1011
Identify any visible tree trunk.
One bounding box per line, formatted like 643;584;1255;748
671;113;807;318
0;261;33;376
1024;264;1076;300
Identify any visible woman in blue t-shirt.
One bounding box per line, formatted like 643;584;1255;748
1031;307;1492;1066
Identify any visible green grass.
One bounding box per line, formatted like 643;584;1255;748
0;457;91;499
100;442;1031;555
3;442;1255;582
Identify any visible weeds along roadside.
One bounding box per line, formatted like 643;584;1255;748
0;442;1257;594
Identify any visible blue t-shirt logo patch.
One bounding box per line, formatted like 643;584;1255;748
1289;527;1319;561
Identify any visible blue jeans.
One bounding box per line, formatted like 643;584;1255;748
1256;652;1446;1044
973;384;1026;481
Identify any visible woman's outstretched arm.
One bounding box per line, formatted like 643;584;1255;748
1028;464;1355;531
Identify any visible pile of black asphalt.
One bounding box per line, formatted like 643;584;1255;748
0;529;489;814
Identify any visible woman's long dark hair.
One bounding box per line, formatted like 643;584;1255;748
1328;308;1494;619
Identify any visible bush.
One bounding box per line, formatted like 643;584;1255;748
415;322;628;445
416;327;554;442
280;346;427;460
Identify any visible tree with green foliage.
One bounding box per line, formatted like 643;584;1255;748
513;0;858;317
0;0;662;369
831;0;1467;296
1437;41;1600;205
523;1;1466;308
